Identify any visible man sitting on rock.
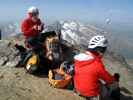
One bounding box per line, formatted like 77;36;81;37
21;6;44;50
74;35;119;100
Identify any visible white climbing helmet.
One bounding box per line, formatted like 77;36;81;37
88;35;108;49
27;6;39;15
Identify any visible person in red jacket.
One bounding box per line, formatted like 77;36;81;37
74;35;118;100
21;6;44;49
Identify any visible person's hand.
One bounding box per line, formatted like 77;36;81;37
38;23;44;31
32;25;38;30
108;73;120;90
38;25;42;31
114;73;120;82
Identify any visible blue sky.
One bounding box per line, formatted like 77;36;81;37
0;0;133;24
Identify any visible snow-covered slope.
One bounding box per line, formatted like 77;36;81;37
60;21;108;49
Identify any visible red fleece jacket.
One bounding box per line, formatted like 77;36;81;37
21;17;44;39
74;51;114;97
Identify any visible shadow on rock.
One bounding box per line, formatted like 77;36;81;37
120;93;133;100
121;87;132;95
120;87;133;100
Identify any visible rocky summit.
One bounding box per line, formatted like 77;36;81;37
0;21;133;100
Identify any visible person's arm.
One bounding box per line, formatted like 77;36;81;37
40;23;44;32
38;19;44;32
21;20;37;37
97;61;115;85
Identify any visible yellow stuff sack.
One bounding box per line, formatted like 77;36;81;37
48;67;72;88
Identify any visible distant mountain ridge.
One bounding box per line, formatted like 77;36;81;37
1;20;133;59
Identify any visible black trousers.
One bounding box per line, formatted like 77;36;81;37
27;36;42;50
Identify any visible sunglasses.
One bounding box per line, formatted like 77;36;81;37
31;12;39;16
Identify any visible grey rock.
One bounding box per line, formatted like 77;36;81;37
0;40;20;67
0;56;8;66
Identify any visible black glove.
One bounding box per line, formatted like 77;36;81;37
110;73;120;100
114;73;120;82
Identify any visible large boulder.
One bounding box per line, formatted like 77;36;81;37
0;40;20;67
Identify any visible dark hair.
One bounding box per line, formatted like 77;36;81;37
88;47;107;54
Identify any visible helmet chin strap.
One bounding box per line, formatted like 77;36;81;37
97;47;107;57
97;51;104;56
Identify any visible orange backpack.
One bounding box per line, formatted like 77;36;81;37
48;67;72;88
